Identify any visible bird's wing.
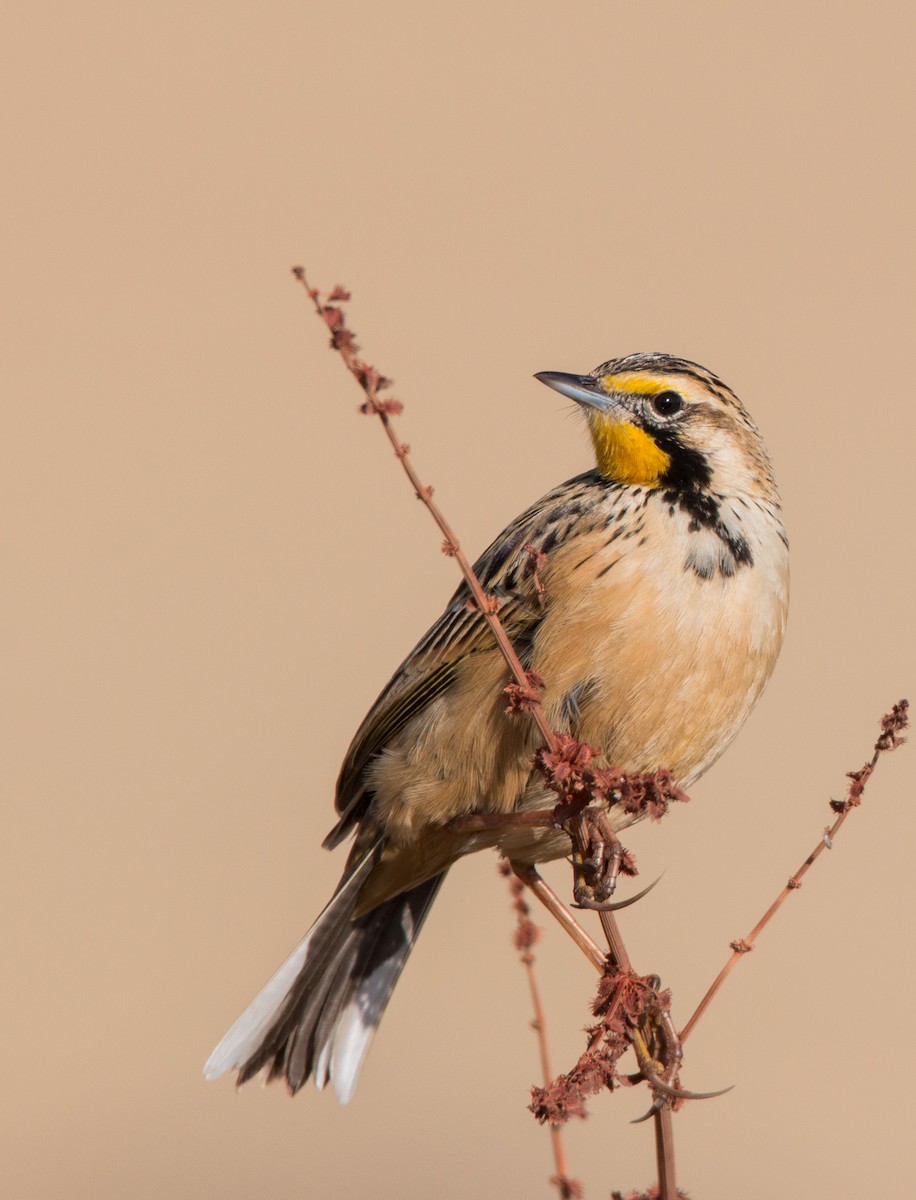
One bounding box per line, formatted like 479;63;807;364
326;581;539;849
325;473;605;848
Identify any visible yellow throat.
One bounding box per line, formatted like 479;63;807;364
587;412;671;487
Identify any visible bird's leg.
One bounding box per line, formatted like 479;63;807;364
448;809;560;833
628;983;682;1121
653;1004;685;1091
509;861;607;972
626;977;731;1122
568;806;625;907
454;805;635;913
629;984;683;1095
450;804;631;913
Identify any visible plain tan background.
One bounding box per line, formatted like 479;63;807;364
4;2;915;1197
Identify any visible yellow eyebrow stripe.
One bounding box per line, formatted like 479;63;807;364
599;372;667;396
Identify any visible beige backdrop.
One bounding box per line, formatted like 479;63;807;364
4;3;915;1198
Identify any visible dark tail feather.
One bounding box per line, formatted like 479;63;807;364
204;855;445;1103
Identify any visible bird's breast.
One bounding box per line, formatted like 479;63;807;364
364;489;788;877
532;497;788;785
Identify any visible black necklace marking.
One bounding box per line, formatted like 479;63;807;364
655;435;712;493
650;432;753;576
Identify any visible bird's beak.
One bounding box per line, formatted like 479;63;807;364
534;371;617;414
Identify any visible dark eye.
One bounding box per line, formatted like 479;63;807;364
651;390;683;417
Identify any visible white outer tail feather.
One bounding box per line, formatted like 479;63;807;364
203;853;376;1101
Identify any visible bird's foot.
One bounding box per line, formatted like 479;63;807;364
626;978;733;1121
568;805;626;906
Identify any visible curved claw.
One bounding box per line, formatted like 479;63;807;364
630;1095;666;1124
642;1067;735;1103
660;1080;734;1102
571;873;665;912
629;1076;733;1124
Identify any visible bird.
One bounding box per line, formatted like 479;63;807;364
205;352;789;1103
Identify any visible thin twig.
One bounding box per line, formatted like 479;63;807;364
291;268;557;750
294;269;668;1191
293;268;641;969
512;863;608;972
599;909;633;975
680;699;909;1042
653;1109;677;1200
501;863;583;1200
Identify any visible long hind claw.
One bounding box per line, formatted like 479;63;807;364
641;1067;734;1103
572;873;664;911
629;1068;733;1123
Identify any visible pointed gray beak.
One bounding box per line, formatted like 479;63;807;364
534;371;613;412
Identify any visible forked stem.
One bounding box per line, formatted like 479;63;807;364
502;865;580;1200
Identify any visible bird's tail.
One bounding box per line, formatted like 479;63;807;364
204;851;445;1103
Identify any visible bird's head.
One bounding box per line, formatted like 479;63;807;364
536;353;776;501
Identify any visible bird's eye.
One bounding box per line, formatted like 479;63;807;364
651;390;684;417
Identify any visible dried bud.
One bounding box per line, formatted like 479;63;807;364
530;967;666;1125
845;763;872;804
504;670;546;714
331;327;357;352
877;699;909;751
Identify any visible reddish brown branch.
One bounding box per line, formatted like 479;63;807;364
500;863;583;1200
291;269;684;923
293;269;675;1195
291;272;905;1200
653;1109;679;1200
680;699;909;1041
292;267;558;751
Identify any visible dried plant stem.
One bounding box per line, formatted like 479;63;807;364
292;273;908;1200
294;266;635;1001
294;269;667;1194
601;912;679;1200
680;699;909;1042
292;267;557;751
654;1109;677;1200
512;864;607;972
598;909;633;976
502;864;581;1199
